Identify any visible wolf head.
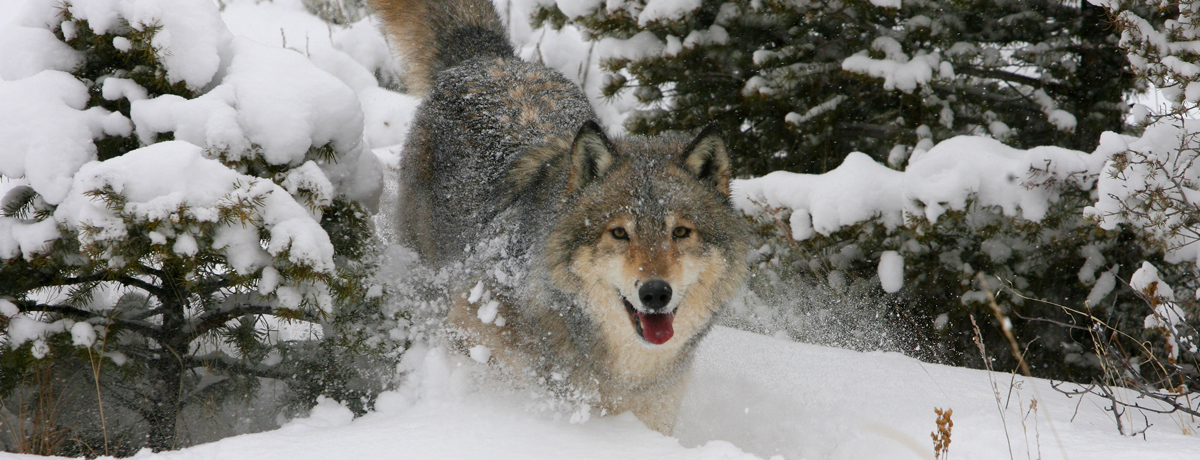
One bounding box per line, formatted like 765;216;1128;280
544;122;750;352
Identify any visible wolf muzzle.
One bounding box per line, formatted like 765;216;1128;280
624;279;675;345
638;279;672;311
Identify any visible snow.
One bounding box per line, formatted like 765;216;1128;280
5;315;68;350
0;70;119;205
1086;266;1119;308
680;328;1199;459
785;95;846;126
841;39;946;93
1;0;1198;457
52;140;336;276
598;30;665;61
1132;262;1189;361
1;327;1194;459
129;92;251;159
638;0;701;26
683;25;729;48
469;344;492;363
222;37;364;166
556;0;603;18
1087;121;1200;267
1131;261;1176;301
735;136;1110;241
282;161;336;211
0;0;393;279
101;77;149;102
358;87;421;150
0;22;81;80
877;250;904;293
67;0;233;90
0;299;17;318
468;280;486;304
477;299;501;324
287;396;356;429
70;321;96;347
1;217;60;260
735;152;905;241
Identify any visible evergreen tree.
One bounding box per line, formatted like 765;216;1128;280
729;0;1196;388
536;0;1143;175
0;0;396;453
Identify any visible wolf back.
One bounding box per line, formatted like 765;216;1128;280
371;0;750;434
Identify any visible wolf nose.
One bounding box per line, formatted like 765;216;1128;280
638;279;672;311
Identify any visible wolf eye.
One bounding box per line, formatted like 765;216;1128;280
672;226;692;239
610;227;629;240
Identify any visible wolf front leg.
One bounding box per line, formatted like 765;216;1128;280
444;283;528;371
628;374;690;435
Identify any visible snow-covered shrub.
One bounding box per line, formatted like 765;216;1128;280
730;0;1200;418
1064;0;1200;418
0;0;404;453
733;134;1193;380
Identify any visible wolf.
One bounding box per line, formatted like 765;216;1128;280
372;0;750;434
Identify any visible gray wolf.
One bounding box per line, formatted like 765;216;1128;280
372;0;750;434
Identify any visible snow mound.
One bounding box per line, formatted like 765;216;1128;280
1;327;1193;459
677;327;1199;459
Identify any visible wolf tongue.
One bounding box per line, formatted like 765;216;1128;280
636;312;674;344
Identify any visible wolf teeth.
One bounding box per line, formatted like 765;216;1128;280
622;298;644;338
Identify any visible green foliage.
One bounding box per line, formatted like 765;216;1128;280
750;180;1194;382
57;10;192;161
541;0;1145;175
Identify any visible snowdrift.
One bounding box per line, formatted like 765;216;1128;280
3;327;1194;460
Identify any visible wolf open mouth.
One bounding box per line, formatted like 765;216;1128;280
622;298;674;345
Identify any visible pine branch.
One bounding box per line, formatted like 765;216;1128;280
12;300;161;338
955;66;1057;90
128;306;164;321
14;301;97;317
187;304;277;337
183;353;293;382
22;271;165;297
136;264;168;281
192;274;239;296
117;275;165;296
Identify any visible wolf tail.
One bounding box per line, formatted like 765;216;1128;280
371;0;512;95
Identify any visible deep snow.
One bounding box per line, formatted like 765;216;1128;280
3;327;1197;459
2;0;1199;458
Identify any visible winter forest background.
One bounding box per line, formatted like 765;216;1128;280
2;0;1200;458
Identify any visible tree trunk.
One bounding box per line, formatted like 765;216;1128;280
1070;1;1132;152
146;268;188;452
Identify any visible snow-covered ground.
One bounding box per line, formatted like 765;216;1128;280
2;0;1200;458
2;326;1197;460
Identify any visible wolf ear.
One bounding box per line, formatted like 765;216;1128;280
568;121;617;192
680;123;732;197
